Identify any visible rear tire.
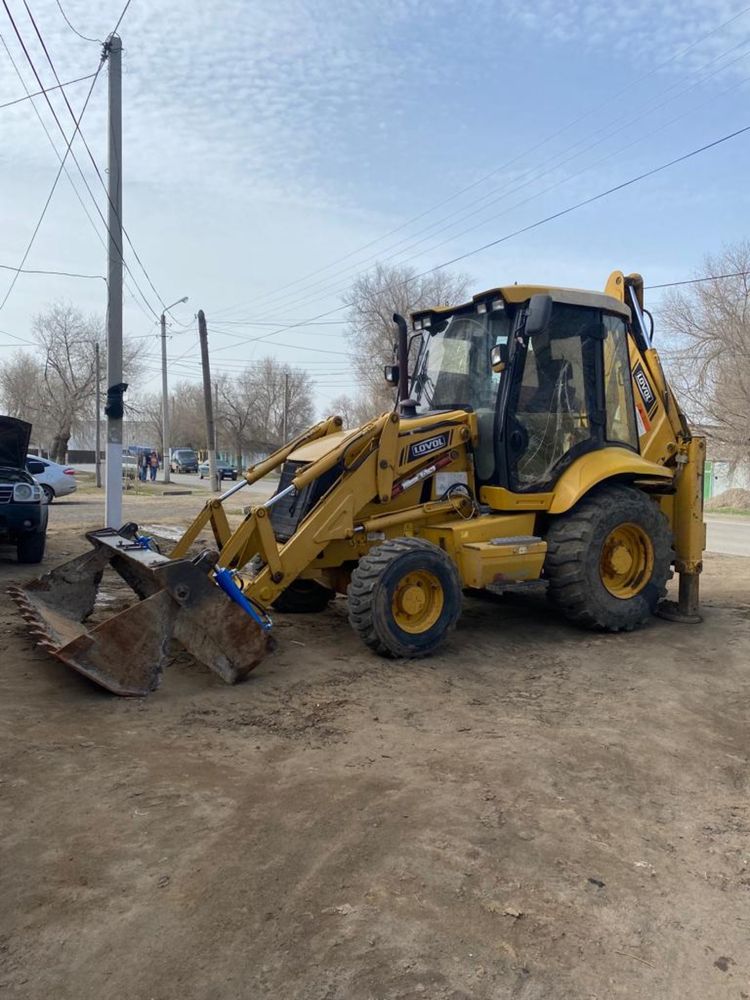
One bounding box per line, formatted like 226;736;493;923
17;532;46;564
348;537;462;658
544;484;672;631
272;579;335;613
41;484;54;503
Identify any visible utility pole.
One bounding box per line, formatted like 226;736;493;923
159;296;188;484
104;33;124;528
282;370;289;443
213;380;219;456
161;312;170;483
94;342;101;488
198;310;218;491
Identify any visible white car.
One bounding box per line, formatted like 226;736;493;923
26;455;77;503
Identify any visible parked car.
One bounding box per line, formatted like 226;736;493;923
1;417;48;563
26;455;77;503
122;454;138;480
170;448;199;474
198;459;238;481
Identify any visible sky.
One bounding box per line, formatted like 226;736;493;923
1;0;749;418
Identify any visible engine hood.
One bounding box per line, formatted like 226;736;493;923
0;416;32;470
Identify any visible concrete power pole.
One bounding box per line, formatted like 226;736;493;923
160;312;170;483
198;310;218;492
282;371;289;443
214;380;219;456
104;33;125;528
94;342;101;488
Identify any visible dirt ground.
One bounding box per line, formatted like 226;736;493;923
1;493;749;1000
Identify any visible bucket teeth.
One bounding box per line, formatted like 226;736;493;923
8;529;272;696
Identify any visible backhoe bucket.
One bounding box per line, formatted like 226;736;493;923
9;527;272;696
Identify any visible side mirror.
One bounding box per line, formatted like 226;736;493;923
490;343;509;372
384;364;400;386
525;294;553;338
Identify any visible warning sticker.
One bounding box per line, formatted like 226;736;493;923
635;401;651;438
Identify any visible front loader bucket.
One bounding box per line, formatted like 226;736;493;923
9;527;272;696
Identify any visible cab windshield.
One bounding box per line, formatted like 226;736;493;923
413;309;510;414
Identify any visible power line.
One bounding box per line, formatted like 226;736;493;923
213;4;750;320
0;262;106;280
416;123;750;277
2;6;162;319
0;326;35;346
0;70;96;109
111;0;132;36
207;120;750;354
243;41;750;322
0;32;155;325
136;267;750;392
20;0;168;314
646;269;750;289
0;37;105;311
54;0;99;43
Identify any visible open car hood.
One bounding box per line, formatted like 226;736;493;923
0;416;32;470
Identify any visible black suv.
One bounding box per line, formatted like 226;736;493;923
0;417;48;563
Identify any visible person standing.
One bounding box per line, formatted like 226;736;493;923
149;451;159;482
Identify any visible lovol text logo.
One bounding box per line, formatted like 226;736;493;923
407;433;449;463
632;362;657;414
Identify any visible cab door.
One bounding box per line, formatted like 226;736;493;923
503;303;604;492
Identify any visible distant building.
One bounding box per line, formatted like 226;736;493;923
694;424;750;500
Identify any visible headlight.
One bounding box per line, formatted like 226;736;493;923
13;482;40;502
413;318;423;331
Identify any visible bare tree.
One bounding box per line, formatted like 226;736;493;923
168;381;206;450
218;370;261;464
661;242;750;464
128;391;165;451
0;303;144;461
248;358;315;444
326;392;380;427
342;262;471;412
0;351;48;440
147;361;316;467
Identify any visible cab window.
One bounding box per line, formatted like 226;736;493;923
508;304;599;490
603;314;638;450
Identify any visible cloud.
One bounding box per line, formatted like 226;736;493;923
3;0;746;207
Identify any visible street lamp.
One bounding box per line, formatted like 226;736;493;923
161;296;189;483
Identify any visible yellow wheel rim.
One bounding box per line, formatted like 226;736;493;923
600;522;654;599
391;570;444;633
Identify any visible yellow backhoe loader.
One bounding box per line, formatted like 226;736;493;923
11;270;705;695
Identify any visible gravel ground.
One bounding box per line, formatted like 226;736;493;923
1;493;749;1000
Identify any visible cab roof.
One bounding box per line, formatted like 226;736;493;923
412;283;631;322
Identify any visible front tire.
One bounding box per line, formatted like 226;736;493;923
348;537;462;658
544;485;672;631
17;532;46;564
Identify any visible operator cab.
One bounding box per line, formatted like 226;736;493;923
407;286;638;493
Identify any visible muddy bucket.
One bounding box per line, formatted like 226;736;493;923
9;527;273;696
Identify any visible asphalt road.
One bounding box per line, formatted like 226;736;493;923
705;515;750;557
73;464;213;491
